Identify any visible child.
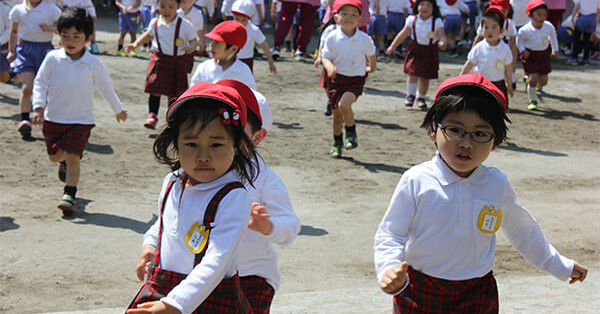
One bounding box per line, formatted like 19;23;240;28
232;0;277;74
321;0;376;158
127;81;259;313
368;0;388;56
125;0;197;129
386;0;447;110
461;6;514;104
116;0;141;56
517;0;558;110
190;20;257;89
0;0;11;83
178;0;205;54
218;79;300;314
567;0;600;66
386;0;410;57
374;73;588;312
438;0;469;57
7;0;61;139
31;8;128;215
57;0;99;53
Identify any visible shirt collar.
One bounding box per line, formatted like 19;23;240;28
57;47;92;63
158;16;179;27
334;27;359;40
432;151;487;186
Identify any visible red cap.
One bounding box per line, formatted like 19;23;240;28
205;20;247;49
434;73;507;111
490;0;510;10
446;0;457;5
484;5;507;21
216;79;261;125
333;0;362;14
166;81;247;128
526;0;547;15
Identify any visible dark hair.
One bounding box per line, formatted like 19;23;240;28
528;4;548;16
158;0;181;4
318;16;336;34
482;11;505;28
56;7;93;38
246;110;262;135
420;86;511;146
153;99;259;186
413;0;442;19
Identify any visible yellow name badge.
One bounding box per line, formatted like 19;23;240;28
428;31;436;39
185;222;209;254
176;38;185;47
503;29;509;37
477;205;502;234
543;37;550;46
496;61;505;70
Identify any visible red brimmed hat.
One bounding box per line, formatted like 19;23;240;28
166;81;247;128
205;20;247;49
446;0;457;5
434;73;507;111
490;0;510;10
526;0;547;15
231;0;255;19
333;0;362;14
485;5;507;21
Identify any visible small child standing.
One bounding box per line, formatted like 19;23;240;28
368;0;389;56
386;0;410;57
321;0;376;158
374;73;588;312
125;0;197;129
516;0;558;110
437;0;469;57
115;0;141;56
7;0;61;139
567;0;600;66
461;6;514;104
127;81;259;313
31;8;127;215
0;0;11;84
386;0;447;110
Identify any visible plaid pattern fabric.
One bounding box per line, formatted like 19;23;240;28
144;52;190;98
403;41;439;79
491;80;509;108
318;68;327;88
239;58;254;73
521;46;552;75
42;121;94;157
325;74;367;109
240;276;275;314
393;267;498;314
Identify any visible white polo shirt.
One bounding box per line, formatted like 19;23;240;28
148;16;196;56
574;0;600;15
61;0;96;17
190;58;257;89
517;20;559;52
178;6;204;33
369;0;389;16
468;39;513;82
510;0;530;27
321;27;376;77
238;22;266;59
9;1;61;42
388;0;410;13
406;15;444;45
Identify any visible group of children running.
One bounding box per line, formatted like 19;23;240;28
1;0;592;312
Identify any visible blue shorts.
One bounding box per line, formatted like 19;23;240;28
461;1;477;19
119;11;139;32
387;12;405;34
444;14;461;34
557;26;573;45
368;15;387;36
139;5;153;29
576;13;597;33
0;43;10;72
14;40;53;73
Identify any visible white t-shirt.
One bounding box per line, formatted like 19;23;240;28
437;0;469;16
9;1;61;42
0;2;11;45
468;40;513;82
406;15;444;45
238;22;266;59
517;20;558;52
321;27;376;77
388;0;410;13
574;0;600;15
60;0;96;17
510;0;530;27
178;7;204;32
148;17;196;56
190;58;257;89
369;0;389;15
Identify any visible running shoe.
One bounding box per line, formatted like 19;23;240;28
90;42;99;54
271;47;280;61
58;161;67;182
17;120;32;138
345;133;358;150
416;97;428;111
405;95;415;108
330;142;342;158
527;101;538;110
58;194;75;216
324;101;332;116
144;113;158;129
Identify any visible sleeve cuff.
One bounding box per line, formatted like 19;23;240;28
392;274;410;296
160;297;184;314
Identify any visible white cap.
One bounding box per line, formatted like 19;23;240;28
251;90;273;131
231;0;256;18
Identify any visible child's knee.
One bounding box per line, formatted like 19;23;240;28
48;154;62;163
64;153;81;164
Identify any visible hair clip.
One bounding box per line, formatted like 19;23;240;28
219;108;231;125
232;110;240;125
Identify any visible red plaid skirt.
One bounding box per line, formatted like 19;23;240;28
491;79;509;108
404;41;439;79
393;267;498;314
42;121;94;157
128;268;252;313
325;73;367;109
240;276;275;314
144;52;193;98
521;46;552;75
239;58;254;73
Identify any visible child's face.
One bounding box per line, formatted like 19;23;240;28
209;40;236;62
417;1;434;18
158;0;180;23
334;5;361;31
482;18;502;44
176;118;235;185
234;15;250;26
430;111;496;177
530;8;548;28
60;26;90;60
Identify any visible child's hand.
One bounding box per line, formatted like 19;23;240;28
135;245;157;281
32;108;44;125
248;202;273;236
116;109;128;122
569;261;588;284
6;51;15;63
124;44;136;53
551;51;559;58
438;39;447;51
507;85;514;98
126;301;180;314
379;262;409;294
269;62;277;75
314;57;321;68
366;65;375;73
521;50;530;59
184;46;196;54
326;65;337;79
385;46;394;56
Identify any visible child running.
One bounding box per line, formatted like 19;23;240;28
125;0;197;129
517;0;558;110
31;8;127;215
127;81;258;313
374;73;588;312
7;0;61;139
116;0;141;56
386;0;447;110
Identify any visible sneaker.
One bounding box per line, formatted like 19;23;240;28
416;97;428;110
58;194;75;215
117;49;127;56
90;42;99;54
527;101;538;110
144;113;158;129
345;133;358;150
447;50;459;58
580;59;591;66
271;47;280;61
567;58;580;65
17;120;32;138
58;161;67;182
404;95;415;108
294;50;305;61
330;142;342;158
324;101;332;116
129;49;137;57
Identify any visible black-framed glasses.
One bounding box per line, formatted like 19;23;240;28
436;123;495;143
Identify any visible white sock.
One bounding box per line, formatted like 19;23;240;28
528;84;537;102
406;82;417;97
416;91;426;100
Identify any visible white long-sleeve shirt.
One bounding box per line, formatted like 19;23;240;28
32;48;122;125
190;58;257;89
143;170;252;314
239;156;300;291
374;153;574;290
0;2;10;45
517;20;559;53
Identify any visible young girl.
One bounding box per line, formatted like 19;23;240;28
516;0;558;110
125;0;197;129
385;0;447;110
321;0;376;158
127;81;259;313
7;0;61;139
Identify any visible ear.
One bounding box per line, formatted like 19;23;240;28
252;129;267;147
491;144;497;151
428;123;437;142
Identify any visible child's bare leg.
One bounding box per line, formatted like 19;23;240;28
0;71;10;83
118;30;127;46
48;149;66;163
537;74;548;88
417;78;430;97
527;73;539;108
19;72;35;117
332;105;344;136
64;152;81;187
129;31;137;44
338;92;356;127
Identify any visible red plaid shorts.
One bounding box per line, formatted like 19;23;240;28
42;121;94;157
491;80;508;108
521;46;552;75
240;276;275;314
393;267;498;314
325;73;367;109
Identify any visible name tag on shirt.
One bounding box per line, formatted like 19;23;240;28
176;38;184;47
477;205;502;233
185;222;209;253
542;37;550;46
496;61;505;70
428;31;436;39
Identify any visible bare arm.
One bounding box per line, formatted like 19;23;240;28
460;60;474;75
386;24;411;54
124;31;154;52
260;41;277;74
322;58;336;78
366;54;377;73
6;22;18;62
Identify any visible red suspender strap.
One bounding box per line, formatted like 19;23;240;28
430;17;435;46
156;180;176;258
193;182;245;265
154;19;163;54
412;16;417;42
173;17;182;56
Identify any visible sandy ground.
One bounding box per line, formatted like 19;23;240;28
1;14;599;314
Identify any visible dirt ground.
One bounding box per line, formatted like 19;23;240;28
0;14;599;314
